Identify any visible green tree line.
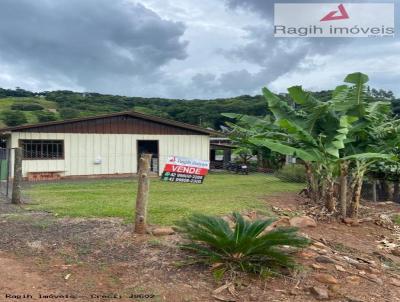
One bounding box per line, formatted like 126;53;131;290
0;86;397;129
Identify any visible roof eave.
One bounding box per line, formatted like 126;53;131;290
0;111;222;136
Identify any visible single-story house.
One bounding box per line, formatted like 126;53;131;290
0;111;217;180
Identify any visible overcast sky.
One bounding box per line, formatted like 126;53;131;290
0;0;398;99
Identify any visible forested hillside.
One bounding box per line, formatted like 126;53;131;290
0;87;397;129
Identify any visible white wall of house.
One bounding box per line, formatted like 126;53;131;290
10;132;210;177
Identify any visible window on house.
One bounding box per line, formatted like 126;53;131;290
20;140;64;160
0;138;7;149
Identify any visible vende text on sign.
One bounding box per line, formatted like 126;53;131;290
163;164;208;176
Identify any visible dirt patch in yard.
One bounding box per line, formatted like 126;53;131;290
265;193;400;255
1;195;400;301
264;193;400;300
0;252;47;298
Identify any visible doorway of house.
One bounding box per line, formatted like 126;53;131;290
137;140;159;173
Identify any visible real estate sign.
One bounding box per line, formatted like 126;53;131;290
161;156;209;184
274;3;395;38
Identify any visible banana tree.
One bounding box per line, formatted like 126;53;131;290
222;113;286;170
262;83;359;211
224;72;398;218
251;118;356;211
333;72;399;217
226;84;354;211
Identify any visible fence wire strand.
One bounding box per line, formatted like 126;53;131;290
0;148;12;199
1;150;399;205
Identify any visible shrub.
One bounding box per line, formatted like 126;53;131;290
59;108;80;120
11;103;44;111
274;164;306;183
35;111;58;122
2;110;27;126
177;213;309;279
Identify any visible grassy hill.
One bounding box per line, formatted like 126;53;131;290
0;97;59;127
0;90;269;129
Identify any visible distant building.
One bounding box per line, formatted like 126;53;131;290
0;111;217;180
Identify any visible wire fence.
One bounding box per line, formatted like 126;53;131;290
14;157;307;199
361;178;400;202
2;150;399;205
0;148;12;199
8;154;305;183
211;162;400;203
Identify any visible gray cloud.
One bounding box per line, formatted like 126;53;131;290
225;0;397;19
0;0;187;92
0;0;397;98
188;0;399;97
191;23;344;96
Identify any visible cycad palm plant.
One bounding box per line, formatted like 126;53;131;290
177;213;310;278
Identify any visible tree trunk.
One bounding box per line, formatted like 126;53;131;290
11;148;23;205
347;172;355;206
388;182;394;201
339;161;348;218
381;180;390;201
394;180;400;203
372;180;377;203
256;151;263;170
304;162;316;202
325;177;336;212
319;176;327;206
349;173;364;218
134;153;152;234
377;180;383;200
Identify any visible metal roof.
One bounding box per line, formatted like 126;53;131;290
0;111;222;136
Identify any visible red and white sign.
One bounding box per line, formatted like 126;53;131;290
163;163;208;176
161;156;210;184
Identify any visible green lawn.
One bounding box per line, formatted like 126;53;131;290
24;174;303;225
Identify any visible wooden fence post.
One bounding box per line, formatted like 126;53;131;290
11;148;23;205
134;153;152;234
